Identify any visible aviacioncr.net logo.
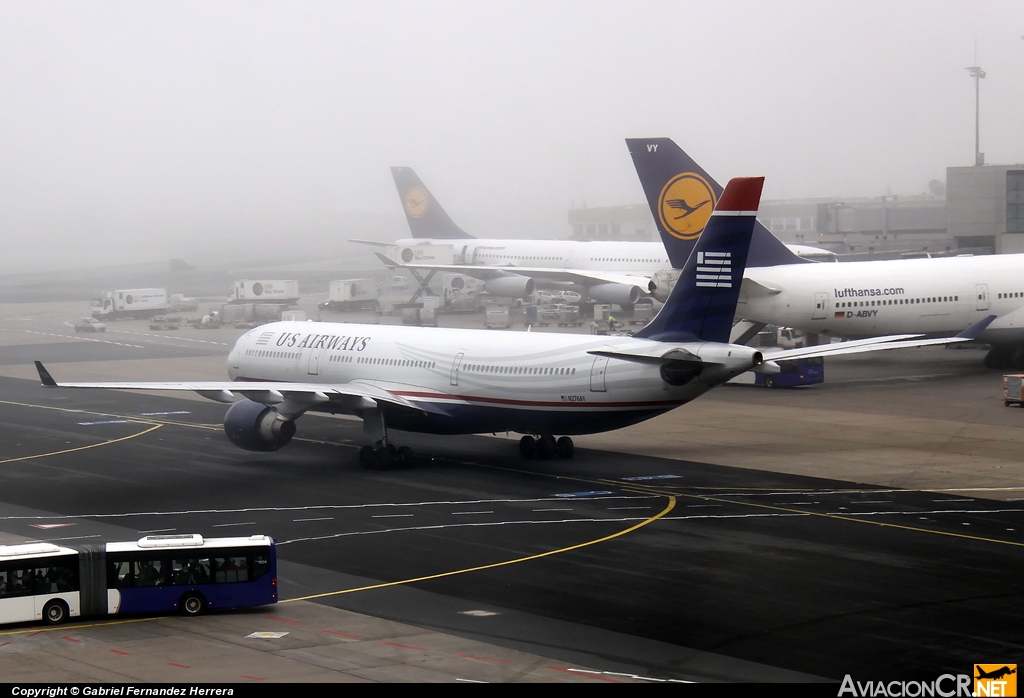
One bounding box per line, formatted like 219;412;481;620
404;187;429;219
657;172;716;240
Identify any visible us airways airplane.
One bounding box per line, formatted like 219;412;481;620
356;167;827;307
36;178;988;468
630;137;1024;369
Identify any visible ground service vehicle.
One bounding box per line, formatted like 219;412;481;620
74;317;107;333
228;280;299;305
729;357;824;388
320;279;379;312
0;534;276;625
1004;374;1024;407
90;289;168;320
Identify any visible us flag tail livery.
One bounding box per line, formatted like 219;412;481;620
390;166;475;240
626;137;807;269
636;177;764;343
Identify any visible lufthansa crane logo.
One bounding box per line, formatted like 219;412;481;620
657;173;717;240
404;187;429;219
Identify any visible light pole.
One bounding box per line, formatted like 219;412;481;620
966;65;986;165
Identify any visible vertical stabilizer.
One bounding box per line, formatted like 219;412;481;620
634;177;764;343
626;138;805;268
390;167;475;240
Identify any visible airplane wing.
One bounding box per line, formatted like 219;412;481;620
348;238;393;248
32;361;449;415
373;253;648;289
762;315;997;362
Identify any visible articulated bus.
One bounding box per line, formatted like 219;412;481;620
0;534;276;625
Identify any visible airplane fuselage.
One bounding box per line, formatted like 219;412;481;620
741;254;1024;345
227;321;730;435
393;237;671;275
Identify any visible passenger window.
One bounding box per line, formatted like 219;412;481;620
214;556;249;583
109;560;132;588
133;559;168;587
4;568;33;597
171;558;211;586
251;554;271;580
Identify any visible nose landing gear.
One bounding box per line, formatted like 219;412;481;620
519;434;574;460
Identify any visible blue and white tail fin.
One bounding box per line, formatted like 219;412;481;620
626;138;806;269
390;167;475;240
634;177;764;343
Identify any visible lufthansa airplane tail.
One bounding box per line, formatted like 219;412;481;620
390;167;475;240
634;176;764;343
626;138;806;269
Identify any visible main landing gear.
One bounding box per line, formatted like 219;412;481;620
519;434;574;460
359;443;414;470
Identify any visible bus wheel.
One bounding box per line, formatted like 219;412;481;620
180;592;206;616
764;376;775;389
42;599;68;625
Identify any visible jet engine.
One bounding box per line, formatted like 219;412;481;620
224;399;296;452
648;269;680;303
587;283;642;306
484;275;535;298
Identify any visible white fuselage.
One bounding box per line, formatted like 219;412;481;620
394;238;671;274
741;254;1024;344
226;321;743;435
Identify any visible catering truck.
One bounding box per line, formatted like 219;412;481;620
90;289;168;320
227;280;299;305
319;279;379;312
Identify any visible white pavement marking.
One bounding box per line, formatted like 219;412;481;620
0;496;650;521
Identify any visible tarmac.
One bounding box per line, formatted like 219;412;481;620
0;300;1022;683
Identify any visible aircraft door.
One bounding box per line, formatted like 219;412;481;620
450;352;464;386
812;292;828;320
590;355;610;392
307;347;322;375
976;284;990;311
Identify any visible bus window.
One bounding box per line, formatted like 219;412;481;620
252;554;271;581
133;559;168;587
171;558;211;586
109;560;132;588
7;568;33;597
214;556;248;584
33;561;77;594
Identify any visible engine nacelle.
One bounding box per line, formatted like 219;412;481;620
648;269;680;303
224;399;296;452
587;283;642;306
484;275;535;298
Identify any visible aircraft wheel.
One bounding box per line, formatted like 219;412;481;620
519;435;537;459
374;446;396;470
763;376;775;389
359;445;375;468
398;446;414;468
556;436;574;459
537;435;557;460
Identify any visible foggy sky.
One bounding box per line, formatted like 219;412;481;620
2;1;1023;274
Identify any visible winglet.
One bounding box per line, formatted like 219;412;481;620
374;252;402;269
35;361;58;387
957;314;997;340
